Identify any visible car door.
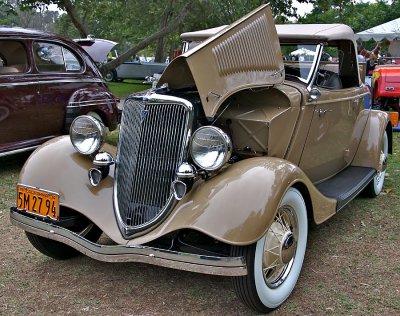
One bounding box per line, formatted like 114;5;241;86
299;43;367;183
0;39;41;153
33;40;84;137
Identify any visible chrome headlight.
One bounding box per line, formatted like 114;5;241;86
190;126;232;171
70;115;105;155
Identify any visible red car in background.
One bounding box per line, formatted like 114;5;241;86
0;26;119;156
372;57;400;128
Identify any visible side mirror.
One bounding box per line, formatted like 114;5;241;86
308;88;321;102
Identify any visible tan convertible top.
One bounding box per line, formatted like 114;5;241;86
181;24;355;43
276;24;355;42
160;5;356;118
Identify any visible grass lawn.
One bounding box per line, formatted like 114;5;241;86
0;132;398;315
107;80;150;99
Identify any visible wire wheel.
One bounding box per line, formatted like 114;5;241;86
262;206;298;288
364;130;388;197
231;187;308;313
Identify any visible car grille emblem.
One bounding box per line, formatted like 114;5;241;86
140;109;150;123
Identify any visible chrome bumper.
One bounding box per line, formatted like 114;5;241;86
10;209;247;276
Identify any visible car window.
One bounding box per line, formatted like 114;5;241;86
281;44;318;83
0;40;28;74
34;42;82;73
315;46;343;90
315;42;359;89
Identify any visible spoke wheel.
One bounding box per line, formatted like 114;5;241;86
262;206;298;288
364;130;388;197
231;188;308;313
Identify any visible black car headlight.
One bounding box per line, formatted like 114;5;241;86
70;115;105;155
190;126;232;171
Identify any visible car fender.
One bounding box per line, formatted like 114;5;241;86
66;87;118;132
17;136;127;245
130;157;337;246
352;110;391;170
19;140;336;246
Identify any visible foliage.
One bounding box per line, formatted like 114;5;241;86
299;0;397;33
4;0;400;66
0;0;59;30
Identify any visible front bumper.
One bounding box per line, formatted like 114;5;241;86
10;208;247;276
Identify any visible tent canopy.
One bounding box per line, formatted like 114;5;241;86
356;17;400;41
290;48;316;56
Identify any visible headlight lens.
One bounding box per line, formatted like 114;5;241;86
70;115;105;155
191;126;232;171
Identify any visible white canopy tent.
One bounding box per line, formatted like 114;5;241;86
356;18;400;41
290;48;316;56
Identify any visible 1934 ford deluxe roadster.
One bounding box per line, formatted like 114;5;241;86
10;5;392;313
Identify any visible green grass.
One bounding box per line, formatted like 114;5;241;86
107;80;150;99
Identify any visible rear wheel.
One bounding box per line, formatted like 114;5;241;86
104;70;115;82
26;223;102;260
364;130;388;197
231;188;308;313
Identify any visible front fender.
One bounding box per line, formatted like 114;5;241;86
130;157;337;246
19;140;336;246
18;136;126;244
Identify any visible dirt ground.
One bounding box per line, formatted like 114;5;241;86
0;152;399;316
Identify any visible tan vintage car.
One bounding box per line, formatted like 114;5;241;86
10;5;392;313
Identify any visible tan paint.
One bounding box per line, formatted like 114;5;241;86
158;5;284;118
215;85;301;158
18;137;336;245
128;157;337;246
298;87;365;182
18;136;127;245
352;110;390;170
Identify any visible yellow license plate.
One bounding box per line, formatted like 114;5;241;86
17;185;59;220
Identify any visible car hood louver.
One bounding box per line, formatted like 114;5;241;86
158;4;284;117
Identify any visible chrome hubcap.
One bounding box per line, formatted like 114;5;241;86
262;207;298;288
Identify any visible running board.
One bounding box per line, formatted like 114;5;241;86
316;166;376;211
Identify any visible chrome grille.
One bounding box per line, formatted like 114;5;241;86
115;96;191;236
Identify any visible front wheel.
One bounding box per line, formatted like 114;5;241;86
231;187;308;313
26;223;102;260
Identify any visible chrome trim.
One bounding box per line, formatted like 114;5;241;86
88;168;103;186
93;152;115;167
114;94;194;238
0;78;103;88
177;162;197;179
307;43;325;92
70;115;106;155
172;180;187;200
0;145;38;157
10;209;247;276
190;126;232;171
67;98;116;108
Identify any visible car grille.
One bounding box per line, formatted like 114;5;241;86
114;96;191;237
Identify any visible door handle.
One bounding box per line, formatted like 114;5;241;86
318;109;333;117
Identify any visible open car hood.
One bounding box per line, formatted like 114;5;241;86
158;4;284;117
75;38;118;63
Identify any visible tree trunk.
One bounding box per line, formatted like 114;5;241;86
102;0;193;72
60;0;89;37
154;2;173;62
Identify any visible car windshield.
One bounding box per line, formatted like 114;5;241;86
281;44;318;83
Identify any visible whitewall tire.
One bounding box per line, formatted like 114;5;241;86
231;187;308;313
